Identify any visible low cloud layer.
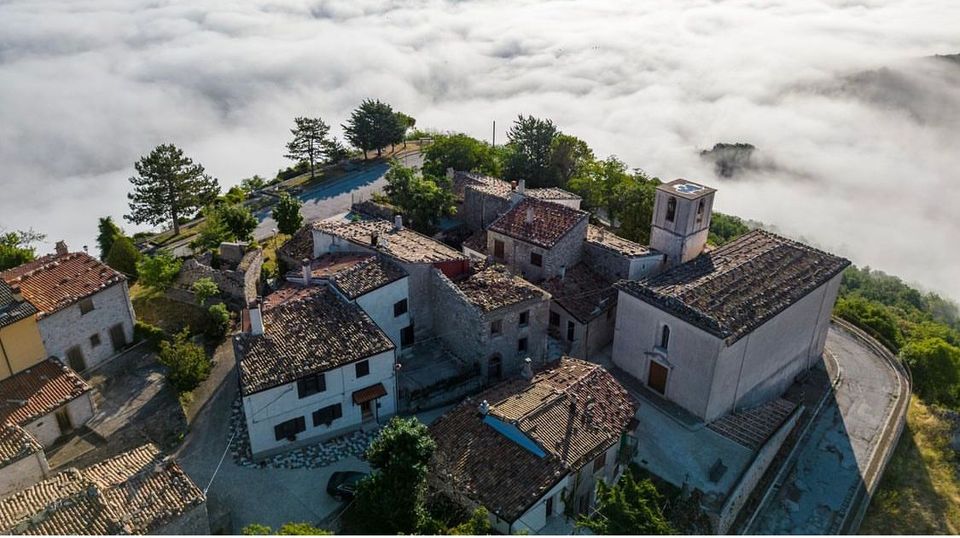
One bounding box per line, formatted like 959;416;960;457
1;0;959;300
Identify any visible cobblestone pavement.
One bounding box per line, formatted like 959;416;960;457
747;325;905;534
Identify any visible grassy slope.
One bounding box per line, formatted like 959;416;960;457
861;397;960;534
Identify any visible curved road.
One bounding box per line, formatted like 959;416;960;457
747;324;908;534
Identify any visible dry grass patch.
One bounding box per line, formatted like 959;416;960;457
860;396;960;534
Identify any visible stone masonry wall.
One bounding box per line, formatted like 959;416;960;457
174;249;263;309
462;188;511;232
488;219;587;283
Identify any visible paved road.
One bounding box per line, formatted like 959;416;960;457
747;325;904;534
252;152;423;241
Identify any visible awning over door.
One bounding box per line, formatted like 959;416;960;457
352;383;387;404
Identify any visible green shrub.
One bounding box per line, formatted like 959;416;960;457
191;277;219;306
105;236;141;278
137;253;182;292
158;329;211;392
134;321;166;349
902;337;960;406
206;303;231;340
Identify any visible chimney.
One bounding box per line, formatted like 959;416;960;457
511;180;518;191
55;240;68;256
394;214;404;231
517;179;526;194
559;265;566;280
478;400;490;415
301;258;311;285
525;206;534;225
521;358;533;381
10;285;23;303
248;298;265;336
370;232;379;246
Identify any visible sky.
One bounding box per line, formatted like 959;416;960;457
1;0;959;300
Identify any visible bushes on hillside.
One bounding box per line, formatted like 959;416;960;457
902;338;960;406
137;253;182;292
205;303;231;340
134;321;166;349
158;329;211;392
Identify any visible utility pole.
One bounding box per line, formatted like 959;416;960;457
492;120;496;148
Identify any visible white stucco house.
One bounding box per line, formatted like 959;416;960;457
429;358;638;534
1;243;136;374
234;285;397;459
611;179;850;422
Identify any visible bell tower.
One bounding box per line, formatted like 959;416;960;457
649;179;716;266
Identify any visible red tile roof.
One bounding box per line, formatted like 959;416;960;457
0;359;92;426
488;198;588;249
1;252;126;318
352;383;387;404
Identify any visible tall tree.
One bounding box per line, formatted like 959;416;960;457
285;117;331;180
383;162;455;234
96;217;124;260
394;112;416;149
0;229;44;271
421;133;502;178
105;236;141;278
126;144;220;236
343;99;399;159
548;133;594;187
345;417;436;534
577;468;673;535
273;193;304;236
503;115;559;187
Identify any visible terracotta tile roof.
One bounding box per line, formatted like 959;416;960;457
0;443;205;535
708;398;798;450
0;281;37;329
236;286;394;396
586;225;652;257
616;230;850;344
0;424;42;469
542;263;616;323
429;358;636;523
0;359;92;426
462;232;487;254
331;256;407;300
314;217;465;264
284;253;372;282
1;252;126;318
527;187;582;201
453;172;513;200
352;383;387;404
278;226;314;264
453;265;549;313
488;198;588;249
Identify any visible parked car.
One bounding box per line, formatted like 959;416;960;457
326;471;367;500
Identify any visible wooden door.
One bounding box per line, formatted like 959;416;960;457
66;346;85;372
648;361;668;395
493;240;505;259
55;408;72;434
109;323;127;352
360;401;374;421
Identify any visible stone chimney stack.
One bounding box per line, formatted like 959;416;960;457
478;400;490;415
301;258;311;285
55;240;68;256
521;357;533;381
525;206;534;225
394;214;404;231
517;179;526;195
248;298;265;336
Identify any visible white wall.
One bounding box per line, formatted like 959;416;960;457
243;349;396;458
38;283;135;372
0;451;48;499
509;475;570;534
21;392;95;447
353;277;410;350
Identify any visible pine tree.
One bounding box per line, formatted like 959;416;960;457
96;216;124;260
285;117;331;180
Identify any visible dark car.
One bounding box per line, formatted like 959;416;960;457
326;471;366;500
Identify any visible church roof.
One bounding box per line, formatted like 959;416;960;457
616;230;850;344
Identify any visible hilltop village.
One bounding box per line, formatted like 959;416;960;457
0;149;866;535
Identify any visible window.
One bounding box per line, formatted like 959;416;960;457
493;239;505;259
393;299;408;317
696;199;705;224
401;325;415;347
593;451;607;473
530;252;543;267
79;298;95;315
312;404;343;427
490;319;503;336
519;310;529;327
518;337;528;353
567;321;575;341
355;360;370;378
274;416;306;441
546;496;554;517
297;373;326;398
89;333;101;347
549;311;560;327
660;325;671;350
665;197;677;223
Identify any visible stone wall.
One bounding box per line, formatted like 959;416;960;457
488;219;587;283
462;188;510;232
0;450;48;499
583;244;664;282
151;502;210;535
38;282;136;373
173;248;263;309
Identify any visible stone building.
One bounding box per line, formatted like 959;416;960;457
486;198;589;283
0;443;208;534
172;242;263;309
235;286;397;459
1;246;136;374
313;215;469;337
612;229;849;421
649;179;716;267
429;358;638;534
0;358;95;448
0;424;48;499
542;263;618;360
583;224;665;281
431;265;551;383
453;172;582;232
